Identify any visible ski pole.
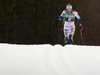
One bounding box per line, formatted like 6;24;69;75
80;30;84;45
61;19;64;33
59;19;64;43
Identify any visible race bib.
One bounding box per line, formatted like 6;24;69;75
65;14;75;18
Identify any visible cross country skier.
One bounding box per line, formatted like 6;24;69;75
59;3;83;44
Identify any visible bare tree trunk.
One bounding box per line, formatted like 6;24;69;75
34;0;38;43
6;0;16;42
13;8;16;43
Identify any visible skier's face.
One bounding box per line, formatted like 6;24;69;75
67;9;72;13
66;5;72;13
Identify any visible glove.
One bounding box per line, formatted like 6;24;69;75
59;16;63;20
79;24;83;31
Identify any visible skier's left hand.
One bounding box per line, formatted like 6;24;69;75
80;25;83;31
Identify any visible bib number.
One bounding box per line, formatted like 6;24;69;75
68;18;71;21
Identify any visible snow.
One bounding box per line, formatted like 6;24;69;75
0;44;100;75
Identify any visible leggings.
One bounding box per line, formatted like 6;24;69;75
63;21;75;44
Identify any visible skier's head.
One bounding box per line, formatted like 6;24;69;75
66;3;72;13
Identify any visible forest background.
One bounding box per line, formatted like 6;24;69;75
0;0;100;46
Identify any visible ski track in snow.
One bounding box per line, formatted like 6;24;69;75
0;44;100;75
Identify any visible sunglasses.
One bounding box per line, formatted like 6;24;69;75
66;5;72;10
67;9;72;10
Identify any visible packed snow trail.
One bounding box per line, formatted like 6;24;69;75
0;44;100;75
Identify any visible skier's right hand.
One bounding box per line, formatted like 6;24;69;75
59;16;63;20
62;14;65;18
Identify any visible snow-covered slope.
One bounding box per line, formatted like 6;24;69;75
0;44;100;75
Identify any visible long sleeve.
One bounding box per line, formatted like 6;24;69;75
74;11;82;25
59;10;66;20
